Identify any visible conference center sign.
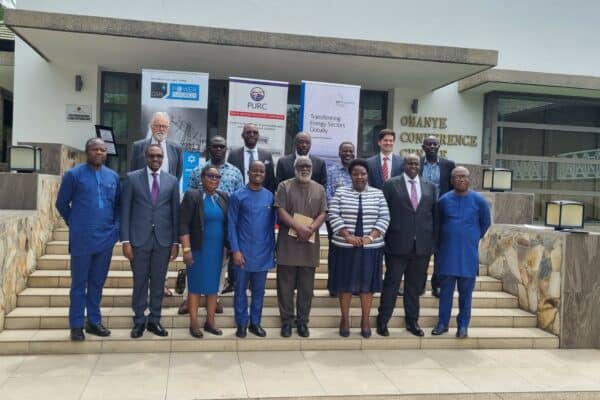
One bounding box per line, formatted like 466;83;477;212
299;80;360;164
398;115;478;159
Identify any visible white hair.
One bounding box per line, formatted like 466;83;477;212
148;112;170;129
293;155;312;168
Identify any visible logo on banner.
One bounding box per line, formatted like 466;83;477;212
250;87;265;101
150;82;168;98
168;84;200;101
335;94;355;108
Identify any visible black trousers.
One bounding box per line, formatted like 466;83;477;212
277;265;316;325
131;235;170;325
377;252;429;325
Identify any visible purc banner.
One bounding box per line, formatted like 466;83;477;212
300;81;360;164
226;77;288;159
141;69;209;153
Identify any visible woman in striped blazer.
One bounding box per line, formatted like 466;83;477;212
327;158;390;338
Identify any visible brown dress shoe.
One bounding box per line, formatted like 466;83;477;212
178;300;189;315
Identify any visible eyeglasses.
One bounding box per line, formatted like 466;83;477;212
151;124;169;130
211;145;226;150
148;154;164;159
244;130;259;135
205;174;222;180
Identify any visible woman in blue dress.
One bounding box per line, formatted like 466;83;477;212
179;165;228;338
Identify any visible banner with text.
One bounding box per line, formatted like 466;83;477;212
141;69;209;153
226;77;288;159
299;81;360;164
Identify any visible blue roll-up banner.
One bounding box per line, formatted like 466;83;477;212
299;80;360;165
182;151;202;193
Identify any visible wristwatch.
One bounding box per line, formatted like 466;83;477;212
366;235;375;242
182;247;191;254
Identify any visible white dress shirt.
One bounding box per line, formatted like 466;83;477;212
243;146;258;184
403;173;422;204
151;138;170;175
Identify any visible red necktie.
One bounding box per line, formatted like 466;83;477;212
382;157;389;181
410;179;418;210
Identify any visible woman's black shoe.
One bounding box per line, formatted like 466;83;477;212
204;323;223;336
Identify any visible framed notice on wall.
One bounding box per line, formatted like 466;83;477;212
94;125;118;156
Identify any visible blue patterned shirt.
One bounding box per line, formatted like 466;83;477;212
422;158;441;190
188;161;243;195
326;163;352;204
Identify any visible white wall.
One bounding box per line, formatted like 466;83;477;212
18;0;600;76
12;38;99;149
391;83;484;164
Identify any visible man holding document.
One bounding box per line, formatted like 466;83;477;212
274;156;327;338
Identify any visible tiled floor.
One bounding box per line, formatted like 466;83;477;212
0;349;599;399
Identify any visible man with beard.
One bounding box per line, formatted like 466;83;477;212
276;132;327;189
274;156;327;338
227;123;276;193
56;138;120;341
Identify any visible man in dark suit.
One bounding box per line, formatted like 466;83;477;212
420;135;456;298
227;123;276;192
121;144;180;338
130;111;183;180
376;153;438;337
276;132;327;188
366;129;403;190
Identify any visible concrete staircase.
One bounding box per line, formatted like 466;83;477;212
0;226;558;354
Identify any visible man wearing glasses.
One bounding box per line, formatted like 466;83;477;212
227;123;276;193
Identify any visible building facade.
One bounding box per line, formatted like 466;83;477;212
5;0;600;220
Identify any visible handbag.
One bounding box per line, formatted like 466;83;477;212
175;269;186;294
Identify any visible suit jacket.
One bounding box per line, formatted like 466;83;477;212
179;188;229;251
120;169;180;248
419;157;456;197
366;153;404;190
227;146;276;193
382;175;438;256
130;138;183;180
275;154;327;189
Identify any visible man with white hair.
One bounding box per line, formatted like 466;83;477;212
274;155;327;338
130;112;183;180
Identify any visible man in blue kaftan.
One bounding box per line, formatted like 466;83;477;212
56;138;120;341
228;160;275;338
432;166;491;339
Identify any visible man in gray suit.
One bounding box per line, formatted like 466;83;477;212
376;153;438;337
130;111;183;180
121;144;180;338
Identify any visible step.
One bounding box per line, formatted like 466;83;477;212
26;270;503;291
0;327;558;355
3;306;536;330
45;240;332;259
16;287;518;309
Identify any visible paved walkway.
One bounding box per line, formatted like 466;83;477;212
1;349;599;399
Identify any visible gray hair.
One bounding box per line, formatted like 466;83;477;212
293;155;312;168
148;112;170;129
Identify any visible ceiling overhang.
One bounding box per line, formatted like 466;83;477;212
5;9;498;92
458;69;600;98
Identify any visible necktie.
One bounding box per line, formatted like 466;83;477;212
382;157;389;181
151;172;159;204
247;150;255;183
410;179;418;210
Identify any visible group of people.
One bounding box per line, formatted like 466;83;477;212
56;111;490;342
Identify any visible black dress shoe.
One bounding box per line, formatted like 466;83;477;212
431;323;448;336
85;322;111;337
221;283;235;294
296;323;310;337
147;322;168;337
456;327;469;338
70;328;85;341
431;287;441;298
130;323;145;339
236;325;247;338
398;288;404;296
281;323;292;338
204;322;223;336
339;318;350;338
360;329;372;339
249;324;267;337
189;326;203;338
178;300;189;315
405;321;425;337
376;323;389;337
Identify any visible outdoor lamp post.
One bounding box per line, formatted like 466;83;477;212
482;168;513;192
545;200;585;231
8;145;40;173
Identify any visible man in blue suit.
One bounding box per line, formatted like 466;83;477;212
366;129;403;190
121;144;180;338
56;138;120;341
